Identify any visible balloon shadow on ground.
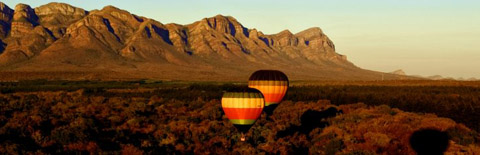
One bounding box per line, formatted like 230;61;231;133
410;129;449;155
275;107;342;154
276;107;342;138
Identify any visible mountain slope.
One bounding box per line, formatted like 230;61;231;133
0;2;408;81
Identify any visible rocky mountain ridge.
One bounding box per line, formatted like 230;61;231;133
0;2;406;81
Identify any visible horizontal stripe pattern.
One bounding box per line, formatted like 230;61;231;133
249;84;288;94
265;102;277;106
229;119;256;125
221;91;264;125
263;93;286;103
248;70;289;81
222;92;263;99
223;108;263;120
249;80;287;106
248;80;288;86
222;98;264;108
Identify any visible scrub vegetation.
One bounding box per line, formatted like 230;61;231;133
0;80;479;154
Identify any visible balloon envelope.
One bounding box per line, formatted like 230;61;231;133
248;70;288;115
221;88;264;133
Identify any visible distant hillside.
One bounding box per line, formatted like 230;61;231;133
0;2;411;81
390;69;406;76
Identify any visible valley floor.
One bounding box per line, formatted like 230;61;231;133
0;81;479;154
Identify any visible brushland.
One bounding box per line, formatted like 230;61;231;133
0;80;479;154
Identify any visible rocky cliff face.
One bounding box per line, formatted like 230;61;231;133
35;2;88;38
0;2;12;53
0;2;396;81
0;2;13;39
11;4;38;38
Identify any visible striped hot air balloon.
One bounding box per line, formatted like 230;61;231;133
248;70;289;116
221;88;264;141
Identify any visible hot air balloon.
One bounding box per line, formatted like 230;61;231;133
221;88;264;141
248;70;289;116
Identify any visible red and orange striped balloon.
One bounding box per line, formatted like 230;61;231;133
248;70;289;115
221;88;264;133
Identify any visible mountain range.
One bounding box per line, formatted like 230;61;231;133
0;2;407;81
390;69;478;81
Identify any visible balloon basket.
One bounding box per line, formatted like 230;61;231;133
241;133;246;142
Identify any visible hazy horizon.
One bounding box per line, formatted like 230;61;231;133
5;0;480;79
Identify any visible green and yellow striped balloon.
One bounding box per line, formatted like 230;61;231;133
221;88;264;133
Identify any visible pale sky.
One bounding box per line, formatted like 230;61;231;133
5;0;480;78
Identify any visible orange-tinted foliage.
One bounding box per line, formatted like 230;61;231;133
0;88;479;154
